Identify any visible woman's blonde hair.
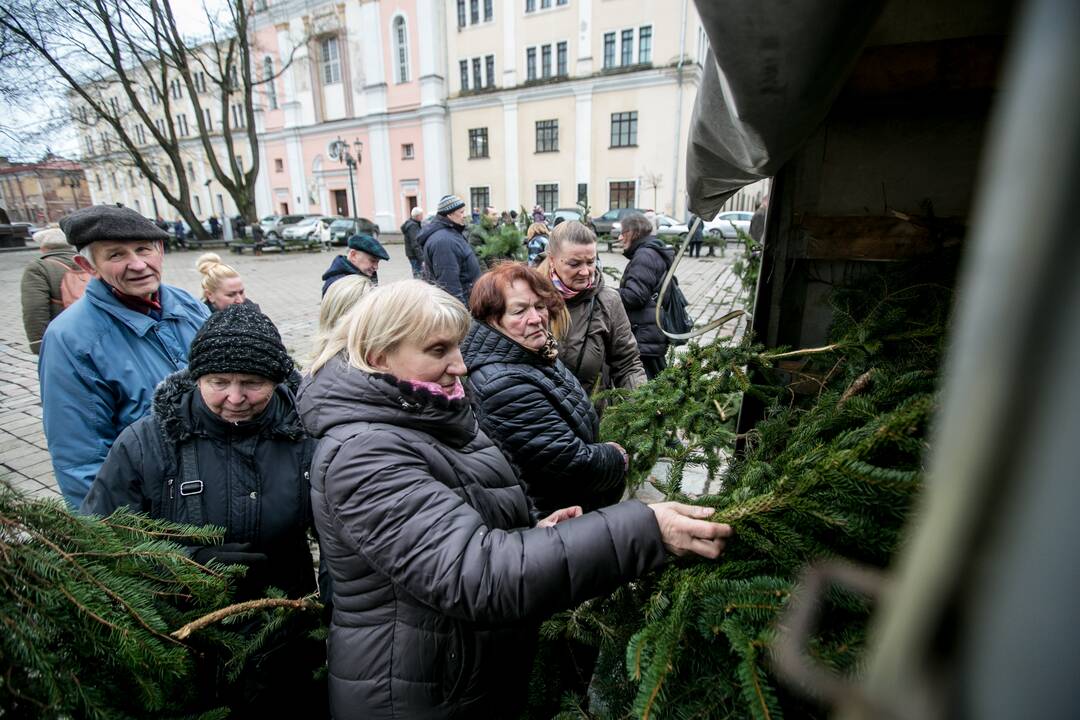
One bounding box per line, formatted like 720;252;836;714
547;220;596;257
308;279;471;375
309;275;374;364
195;253;241;298
526;222;549;241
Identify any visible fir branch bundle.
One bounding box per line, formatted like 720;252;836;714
537;275;953;719
0;486;320;718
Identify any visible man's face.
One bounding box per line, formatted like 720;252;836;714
78;240;164;298
447;207;467;225
485;207;499;223
347;248;380;277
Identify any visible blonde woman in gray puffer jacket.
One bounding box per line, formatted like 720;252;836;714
297;279;732;720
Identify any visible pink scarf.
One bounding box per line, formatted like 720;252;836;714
407;378;466;400
550;268;592;300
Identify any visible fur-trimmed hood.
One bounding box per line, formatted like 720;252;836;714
153;368;307;443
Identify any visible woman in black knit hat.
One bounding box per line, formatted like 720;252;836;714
81;303;326;715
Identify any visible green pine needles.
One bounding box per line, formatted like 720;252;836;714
0;487;320;718
536;272;954;719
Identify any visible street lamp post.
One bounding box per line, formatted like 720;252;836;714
335;137;364;221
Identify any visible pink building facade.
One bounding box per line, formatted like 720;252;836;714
251;0;451;231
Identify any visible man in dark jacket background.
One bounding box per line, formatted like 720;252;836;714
20;228;83;354
618;212;675;379
320;232;389;296
418;194;482;306
399;206;424;278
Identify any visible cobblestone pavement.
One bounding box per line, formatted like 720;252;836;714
0;241;747;501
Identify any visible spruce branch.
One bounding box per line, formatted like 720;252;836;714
171;594;322;640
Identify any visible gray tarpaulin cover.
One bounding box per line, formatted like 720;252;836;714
687;0;886;217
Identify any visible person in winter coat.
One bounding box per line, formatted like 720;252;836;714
39;205;210;508
525;221;550;266
298;278;732;720
20;228;84;354
419;194;482;306
195;252;258;313
532;204;546;223
687;213;705;257
399;206;425;277
536;221;646;403
461;263;627;515
320;233;389;297
618;211;674;379
81;303;325;715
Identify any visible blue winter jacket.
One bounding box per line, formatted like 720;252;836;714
39;278;210;508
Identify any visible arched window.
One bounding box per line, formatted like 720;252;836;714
393;15;410;84
264;56;278;109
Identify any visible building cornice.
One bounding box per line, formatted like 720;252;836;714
258;102;448;143
448;63;702;111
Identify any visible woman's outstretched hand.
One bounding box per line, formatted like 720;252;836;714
648;502;732;559
537;505;584;528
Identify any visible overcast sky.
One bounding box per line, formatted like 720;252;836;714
0;0;223;162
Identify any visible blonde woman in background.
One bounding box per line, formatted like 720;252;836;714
309;274;373;365
195;252;256;313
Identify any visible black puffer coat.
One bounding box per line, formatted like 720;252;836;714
81;370;316;599
460;321;626;515
619;236;674;357
297;356;667;720
418;215;482;306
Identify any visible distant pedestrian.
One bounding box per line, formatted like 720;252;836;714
196;252;257;313
320;233;389;297
20;228;85;354
532;205;546;223
208;215;221;238
525;222;550;266
618;211;674;379
39;205;209;508
399;206;425;277
418;194;481;307
750;196;769;243
687;213;704;257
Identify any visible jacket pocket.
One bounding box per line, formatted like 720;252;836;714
442;621;468;703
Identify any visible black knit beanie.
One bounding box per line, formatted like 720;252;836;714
187;304;293;383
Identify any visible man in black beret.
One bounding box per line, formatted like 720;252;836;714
38;204;210;508
320;232;390;297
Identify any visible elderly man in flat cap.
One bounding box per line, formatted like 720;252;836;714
320;232;390;297
38;205;210;508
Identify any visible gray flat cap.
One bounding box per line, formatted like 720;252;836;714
59;205;170;250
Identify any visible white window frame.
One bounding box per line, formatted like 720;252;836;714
620;27;634;66
638;25;652;64
469;185;492;211
402;143;415;160
459;0;493;27
320;36;342;86
535;181;560;213
391;14;411;84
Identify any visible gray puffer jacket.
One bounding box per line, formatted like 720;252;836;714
297;356;667;720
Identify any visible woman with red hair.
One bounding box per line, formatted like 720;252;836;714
461;262;628;515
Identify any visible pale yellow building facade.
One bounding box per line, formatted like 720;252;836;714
445;0;707;218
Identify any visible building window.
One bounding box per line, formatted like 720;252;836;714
472;57;482;90
460;59;469;90
610;111;637;147
264;57;278;108
577;182;587;204
193;195;202;216
194;71;207;93
170;79;182;99
468;128;489;159
176;114;189;137
557;0;567;5
321;36;341;85
609;180;636;209
102;133;111;153
536;183;558;212
155;118;166;135
525;0;535;11
85;136;95;155
231;103;246;128
470;0;479;24
483;0;493;21
393;16;410;83
109;97;120;116
556;41;567;76
603;32;616;69
150;89;160;106
187;161;195;181
274;158;284;172
485;55;495;88
535;119;558;153
470;186;490;211
526;47;537;81
204;108;213;131
621;29;633;65
95;173;103;191
638;25;652;64
541;0;551;8
457;0;466;27
541;44;551;78
402;143;414;159
135;125;146;144
229;64;240;90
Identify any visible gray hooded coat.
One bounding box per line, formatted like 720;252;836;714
296;357;667;719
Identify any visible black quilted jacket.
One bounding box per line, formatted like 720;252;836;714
460;321;626;516
619;236;674;357
297;356;667;719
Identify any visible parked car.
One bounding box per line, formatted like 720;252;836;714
548;207;593;227
704;210;753;239
593;207;646;236
329;217;380;246
282;215;340;242
263;214;318;242
612;213;689;238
